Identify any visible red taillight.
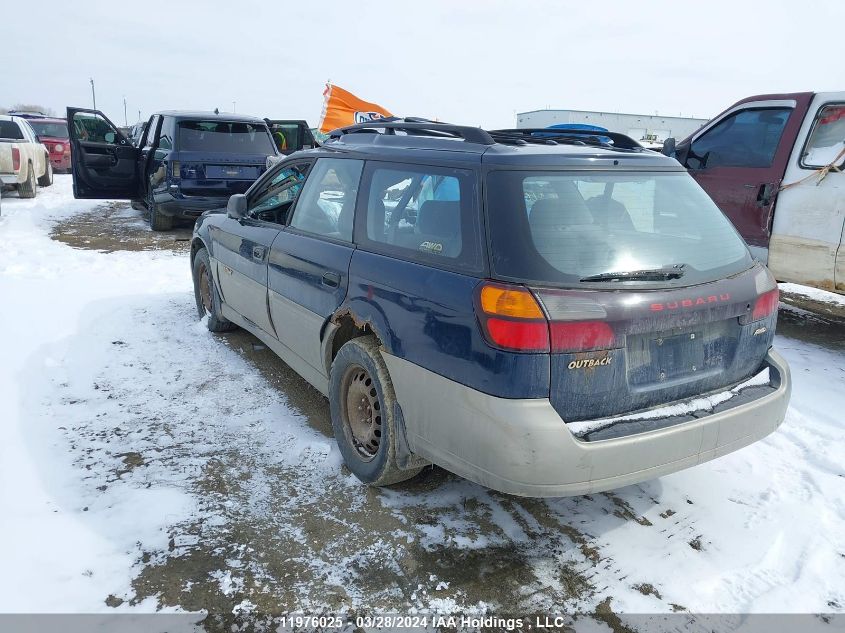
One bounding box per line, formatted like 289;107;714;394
751;288;779;321
476;282;549;352
476;282;616;354
550;321;615;353
12;147;20;172
486;318;550;351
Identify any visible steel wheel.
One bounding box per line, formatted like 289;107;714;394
340;364;382;461
198;261;212;315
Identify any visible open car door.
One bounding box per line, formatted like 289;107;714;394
265;120;318;155
67;107;140;199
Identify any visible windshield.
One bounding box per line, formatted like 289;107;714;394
28;121;69;139
486;171;752;286
178;120;275;154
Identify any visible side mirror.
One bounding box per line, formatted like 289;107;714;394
104;131;116;143
227;194;247;220
661;137;676;157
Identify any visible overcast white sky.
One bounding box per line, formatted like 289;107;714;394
6;0;844;129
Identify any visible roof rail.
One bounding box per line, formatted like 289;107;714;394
329;118;496;145
489;128;643;150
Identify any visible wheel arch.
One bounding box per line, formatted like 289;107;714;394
322;305;391;377
190;236;210;266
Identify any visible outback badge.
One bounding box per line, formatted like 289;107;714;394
568;356;612;370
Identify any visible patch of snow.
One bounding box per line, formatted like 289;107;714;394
568;367;771;436
780;282;845;308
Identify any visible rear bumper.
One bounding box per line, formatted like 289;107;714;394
383;349;791;497
154;191;228;219
0;173;19;186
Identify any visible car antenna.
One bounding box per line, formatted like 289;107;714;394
214;108;219;115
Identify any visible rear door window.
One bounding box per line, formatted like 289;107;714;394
801;104;845;169
357;162;481;271
688;108;791;169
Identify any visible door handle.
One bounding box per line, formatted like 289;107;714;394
756;183;777;207
252;246;266;260
322;271;341;288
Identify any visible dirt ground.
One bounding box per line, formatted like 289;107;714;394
48;202;843;629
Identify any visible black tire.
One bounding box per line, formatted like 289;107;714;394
192;247;235;333
18;164;36;199
147;189;174;231
329;336;422;486
37;160;53;187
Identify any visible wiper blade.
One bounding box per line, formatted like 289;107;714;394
580;265;687;283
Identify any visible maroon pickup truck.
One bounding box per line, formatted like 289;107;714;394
666;92;845;293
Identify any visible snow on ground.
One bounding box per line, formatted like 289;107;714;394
1;177;844;620
780;282;845;308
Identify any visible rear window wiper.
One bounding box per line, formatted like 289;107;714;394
580;265;687;282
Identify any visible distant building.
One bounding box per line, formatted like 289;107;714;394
516;109;708;144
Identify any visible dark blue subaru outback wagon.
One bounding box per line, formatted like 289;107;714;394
189;120;791;497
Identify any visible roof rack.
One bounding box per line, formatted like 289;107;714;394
489;128;643;150
329;118;496;145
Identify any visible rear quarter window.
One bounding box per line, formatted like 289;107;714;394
355;161;483;272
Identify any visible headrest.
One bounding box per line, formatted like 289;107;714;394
417;200;461;237
529;192;593;229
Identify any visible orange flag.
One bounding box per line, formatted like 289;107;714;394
318;83;393;134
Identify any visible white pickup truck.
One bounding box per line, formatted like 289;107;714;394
665;92;845;294
0;115;53;198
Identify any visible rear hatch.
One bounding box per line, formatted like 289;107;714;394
485;168;779;421
175;119;276;197
176;150;269;196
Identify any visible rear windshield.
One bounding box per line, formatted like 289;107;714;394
177;120;275;154
0;121;24;140
486;171;752;286
28;121;69;139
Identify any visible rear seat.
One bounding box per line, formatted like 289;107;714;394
529;191;606;275
396;200;463;257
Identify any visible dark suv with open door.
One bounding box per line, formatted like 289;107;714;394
189;120;791;497
67;108;278;230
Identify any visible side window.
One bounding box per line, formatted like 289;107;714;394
801;104;845;169
157;117;174;150
289;158;363;241
248;162;311;222
72;111;118;144
688;108;791;169
143;116;159;149
360;162;479;268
